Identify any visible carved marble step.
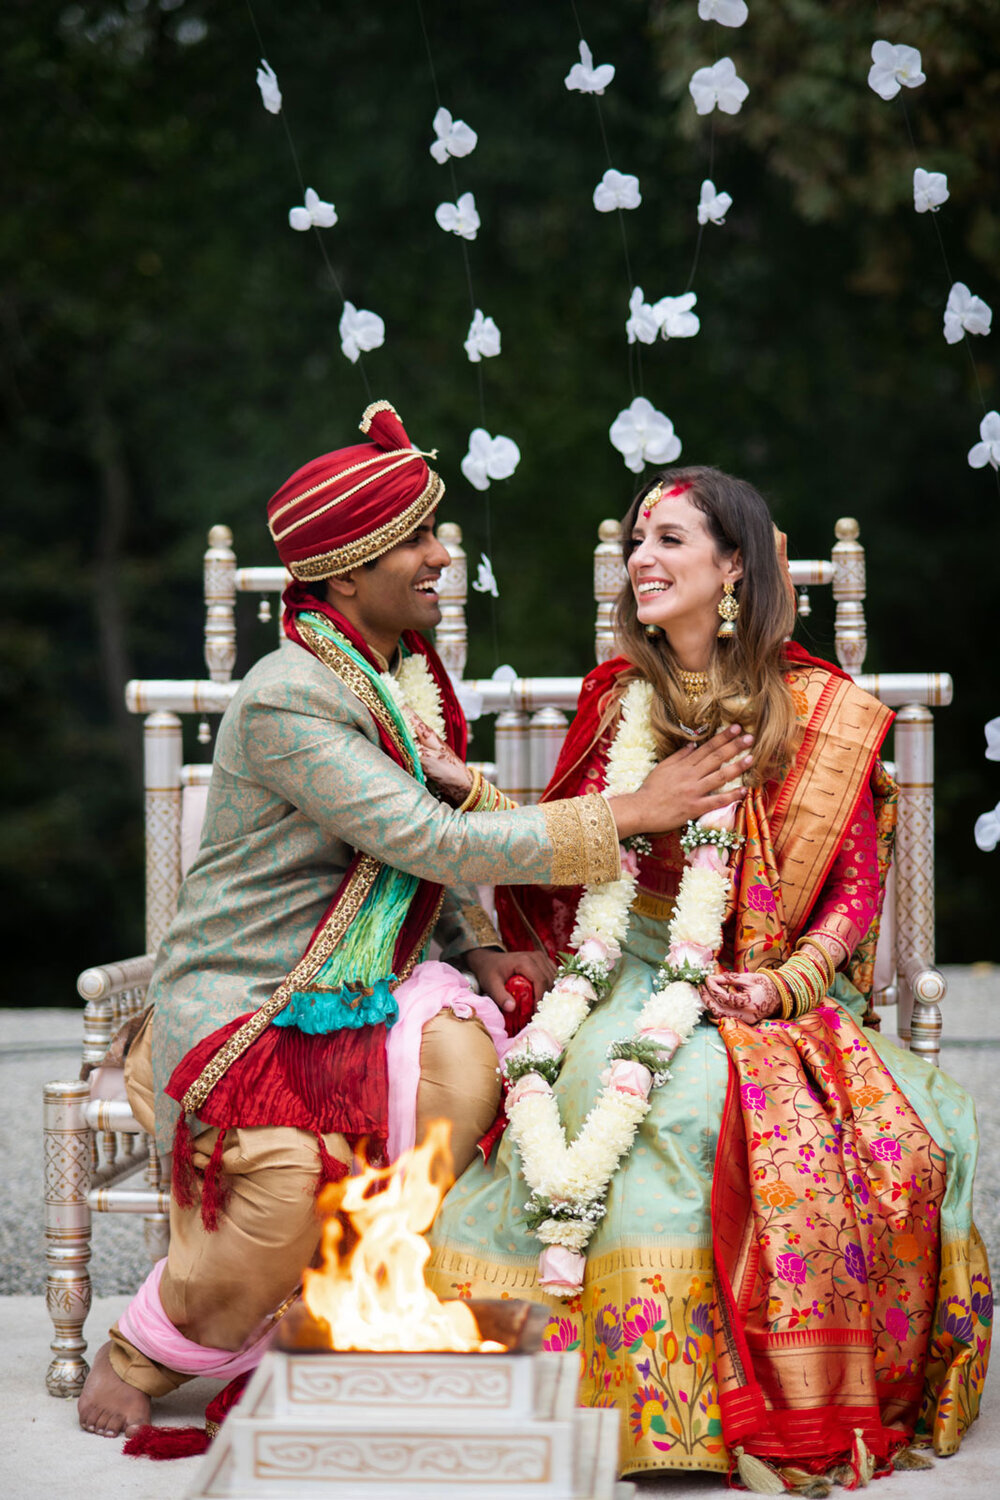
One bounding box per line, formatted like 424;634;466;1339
184;1349;629;1500
258;1348;577;1425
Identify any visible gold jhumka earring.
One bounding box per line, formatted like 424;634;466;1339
644;623;662;637
717;581;739;639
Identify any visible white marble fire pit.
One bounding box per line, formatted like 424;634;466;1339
185;1317;629;1500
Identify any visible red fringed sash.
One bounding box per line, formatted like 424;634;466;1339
165;590;466;1227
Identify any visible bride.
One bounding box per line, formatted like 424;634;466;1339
422;467;991;1486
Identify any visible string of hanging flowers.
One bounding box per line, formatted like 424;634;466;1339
252;53;385;373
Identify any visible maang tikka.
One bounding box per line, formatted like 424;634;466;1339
717;580;739;639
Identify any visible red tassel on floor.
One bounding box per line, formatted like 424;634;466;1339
122;1371;253;1462
206;1371;251;1427
122;1424;210;1460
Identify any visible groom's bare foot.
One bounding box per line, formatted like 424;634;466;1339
78;1342;150;1438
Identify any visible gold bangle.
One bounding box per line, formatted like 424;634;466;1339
773;952;825;1019
457;766;483;813
770;970;795;1020
782;952;827;1015
798;950;833;999
795;937;836;990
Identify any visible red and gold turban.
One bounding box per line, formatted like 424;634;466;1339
267;400;444;580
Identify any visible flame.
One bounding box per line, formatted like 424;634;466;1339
303;1120;488;1352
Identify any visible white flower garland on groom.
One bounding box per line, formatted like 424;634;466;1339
501;680;742;1297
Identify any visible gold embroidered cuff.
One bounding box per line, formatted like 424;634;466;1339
461;904;504;950
542;793;621;888
458;768;519;813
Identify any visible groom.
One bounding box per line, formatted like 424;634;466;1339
78;399;751;1439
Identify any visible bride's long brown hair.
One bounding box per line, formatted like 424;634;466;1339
614;465;798;785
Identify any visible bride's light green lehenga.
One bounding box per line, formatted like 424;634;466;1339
427;906;990;1476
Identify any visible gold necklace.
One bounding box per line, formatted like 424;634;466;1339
679;669;709;700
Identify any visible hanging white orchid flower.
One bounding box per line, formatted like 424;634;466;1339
974;800;1000;852
944;283;993;345
564;39;615;95
471;553;500;598
430;107;478;164
288;188;337;231
256;59;282;114
698;179;732;225
339;302;385;364
985;717;1000;761
689;57;749;116
461;430;521;491
913;167;949;214
593;168;641;213
609;397;682;474
867;41;925;101
968;411;1000;469
464;309;501;362
435;191;480;240
698;0;749;26
626;288;660;345
653;292;700;340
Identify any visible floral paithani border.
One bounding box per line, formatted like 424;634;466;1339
916;1227;993;1453
428;1244;728;1474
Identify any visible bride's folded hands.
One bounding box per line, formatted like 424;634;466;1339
702;969;781;1024
607;723;753;840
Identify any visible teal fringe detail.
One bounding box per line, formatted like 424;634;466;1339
275;977;399;1033
272;835;418;1036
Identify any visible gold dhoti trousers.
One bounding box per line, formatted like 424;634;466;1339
109;1009;501;1396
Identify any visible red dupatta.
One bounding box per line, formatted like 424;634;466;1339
165;587;467;1226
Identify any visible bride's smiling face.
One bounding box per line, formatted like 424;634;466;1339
626;489;742;641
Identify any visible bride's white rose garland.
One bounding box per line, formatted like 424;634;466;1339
502;680;742;1297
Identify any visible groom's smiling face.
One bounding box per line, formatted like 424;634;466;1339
328;513;451;649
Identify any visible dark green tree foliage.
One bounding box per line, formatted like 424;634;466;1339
2;0;998;1002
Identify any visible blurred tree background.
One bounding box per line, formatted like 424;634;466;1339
2;0;998;1005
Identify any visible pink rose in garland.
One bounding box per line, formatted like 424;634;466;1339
608;1060;653;1099
539;1245;587;1295
669;940;716;970
687;844;728;873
